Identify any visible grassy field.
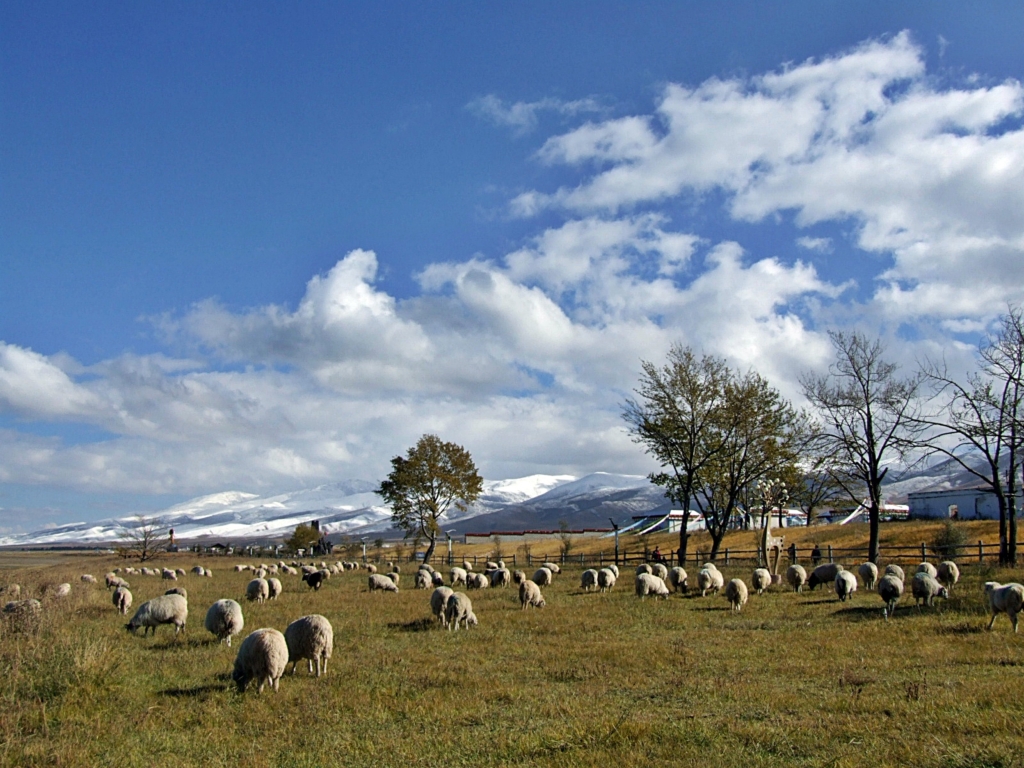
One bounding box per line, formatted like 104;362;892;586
1;523;1023;767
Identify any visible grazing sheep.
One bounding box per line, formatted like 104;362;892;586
414;570;432;590
234;565;246;572
285;614;333;676
385;572;400;587
464;573;487;590
607;564;619;579
651;563;669;580
126;594;188;636
165;587;188;600
697;567;724;597
858;562;879;590
81;574;97;584
303;571;325;591
3;599;42;632
984;582;1024;633
51;583;72;598
204;599;244;646
484;561;499;572
751;568;771;595
246;578;270;604
884;564;905;582
161;569;177;581
112;586;133;615
701;561;720;572
445;591;477;630
267;578;282;600
204;568;213;578
635;573;670;599
786;564;807;593
635;564;653;576
519;580;546;609
431;572;445;587
175;568;187;577
937;561;960;592
191;566;206;576
462;560;473;572
668;566;688;593
4;598;41;616
725;578;748;611
808;563;844;591
431;586;454;625
598;568;617;592
878;574;904;618
581;569;599;591
449;567;468;587
104;573;120;589
911;573;948;607
232;628;289;693
366;564;378;575
489;569;511;588
368;573;399;593
916;562;938;579
835;571;858;602
1;584;21;599
532;567;553;587
542;562;561;575
512;570;526;585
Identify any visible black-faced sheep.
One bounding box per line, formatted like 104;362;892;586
984;581;1024;632
232;628;288;693
489;568;511;588
205;599;244;646
725;578;748;611
284;614;333;676
126;594;188;636
302;571;325;591
808;563;844;591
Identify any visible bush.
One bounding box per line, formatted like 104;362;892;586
931;519;970;562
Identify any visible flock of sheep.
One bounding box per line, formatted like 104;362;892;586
3;550;1022;698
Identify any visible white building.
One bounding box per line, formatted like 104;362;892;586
907;488;1018;520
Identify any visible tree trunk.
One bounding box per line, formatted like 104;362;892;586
423;533;437;564
868;501;880;564
677;527;689;566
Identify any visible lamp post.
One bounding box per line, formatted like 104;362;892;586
360;538;366;563
446;530;457;566
609;518;620;565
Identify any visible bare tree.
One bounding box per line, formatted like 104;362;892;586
918;308;1023;564
117;515;165;562
622;346;733;566
802;331;923;564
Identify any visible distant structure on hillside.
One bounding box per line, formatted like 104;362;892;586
908;488;1019;520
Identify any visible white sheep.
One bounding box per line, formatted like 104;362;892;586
916;562;938;579
911;573;948;607
267;578;283;600
858;562;879;590
607;564;619;579
414;570;432;590
984;582;1024;633
786;564;807;592
445;591;477;630
512;570;526;585
246;578;270;604
449;567;468;587
232;628;288;693
532;567;553;587
725;578;748;611
462;560;473;572
878;573;904;618
165;587;188;600
808;563;844;591
112;586;133;615
635;573;670;599
284;614;333;676
467;573;489;590
162;568;177;581
368;573;399;593
126;594;188;636
884;564;905;582
385;572;400;587
191;566;206;576
635;563;653;576
484;561;499;572
204;599;244;646
519;580;546;609
751;568;771;595
175;568;187;577
598;568;617;592
542;562;561;575
81;574;97;584
835;570;858;602
431;572;445;587
668;566;688;593
651;563;669;580
937;561;960;592
366;564;378;575
697;567;724;597
51;583;72;598
431;586;454;626
580;569;599;592
489;568;511;588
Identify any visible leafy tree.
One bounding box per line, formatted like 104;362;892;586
286;523;321;554
377;434;484;563
802;331;923;564
623;346;734;565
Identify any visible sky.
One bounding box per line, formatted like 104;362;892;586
2;2;1024;533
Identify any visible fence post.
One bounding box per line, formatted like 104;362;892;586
979;540;984;563
921;543;927;561
725;548;730;565
599;552;603;565
828;545;833;564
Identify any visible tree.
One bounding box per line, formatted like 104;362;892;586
286;523;321;554
117;516;164;562
623;346;734;566
917;307;1024;565
694;370;805;559
557;521;574;558
790;451;846;526
802;331;923;564
377;434;484;563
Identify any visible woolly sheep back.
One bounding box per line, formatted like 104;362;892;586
984;582;1024;632
725;578;748;610
126;594;188;636
884;564;905;582
668;566;687;593
635;573;670;599
835;570;858;602
878;573;904;618
911;572;948;607
786;564;807;592
112;586;132;615
532;567;553;587
808;563;844;591
285;614;334;676
205;599;244;646
916;562;938;579
431;586;454;625
580;569;599;592
368;573;399;592
519;580;546;609
598;568;617;592
445;591;476;630
937;561;960;591
751;568;771;595
232;628;288;693
858;562;879;590
246;578;270;603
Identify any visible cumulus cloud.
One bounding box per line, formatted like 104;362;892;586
468;94;603;135
797;236;833;253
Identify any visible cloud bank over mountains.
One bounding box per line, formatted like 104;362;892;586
2;33;1023;525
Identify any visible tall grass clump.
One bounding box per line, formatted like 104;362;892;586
932;519;970;562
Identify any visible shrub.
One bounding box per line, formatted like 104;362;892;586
931;519;970;562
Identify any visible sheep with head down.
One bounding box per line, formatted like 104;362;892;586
651;563;669;580
580;569;599;592
369;573;399;593
984;581;1024;633
835;571;858;602
445;592;477;630
246;578;270;603
532;567;553;587
878;574;904;619
751;568;771;596
205;599;244;646
725;578;748;611
635;573;670;599
808;563;844;591
232;628;288;694
786;564;807;592
519;580;546;609
668;567;688;593
858;563;879;590
112;586;132;615
126;594;188;637
431;586;454;626
911;572;948;607
285;614;333;677
598;568;617;592
937;561;960;592
697;567;724;597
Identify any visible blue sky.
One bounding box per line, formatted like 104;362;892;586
2;3;1024;532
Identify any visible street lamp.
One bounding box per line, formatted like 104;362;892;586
609;518;620;565
360;538;367;563
446;530;457;566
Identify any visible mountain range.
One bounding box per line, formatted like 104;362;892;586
0;453;997;548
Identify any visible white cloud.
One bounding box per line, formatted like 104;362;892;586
796;236;833;253
468;95;603;135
